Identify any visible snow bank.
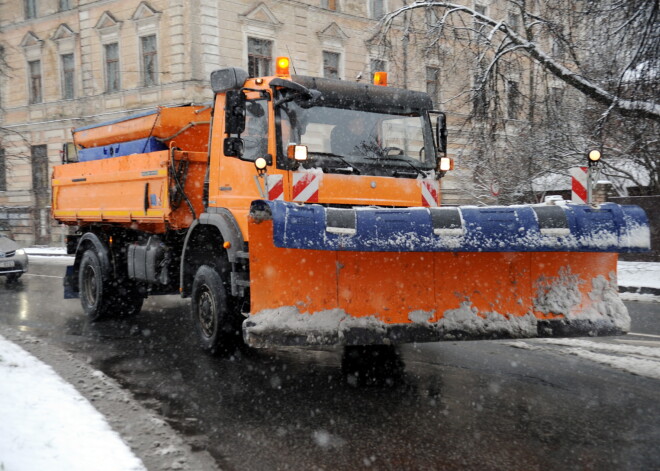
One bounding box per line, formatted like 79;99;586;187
0;335;145;471
618;261;660;290
508;338;660;380
24;246;68;256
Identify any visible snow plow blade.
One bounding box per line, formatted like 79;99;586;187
243;200;649;348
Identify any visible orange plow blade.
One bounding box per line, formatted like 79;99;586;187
243;200;649;347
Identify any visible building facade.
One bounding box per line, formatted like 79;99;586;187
0;0;537;244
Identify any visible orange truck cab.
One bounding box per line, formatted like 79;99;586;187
52;59;650;354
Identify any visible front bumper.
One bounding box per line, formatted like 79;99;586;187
0;253;28;276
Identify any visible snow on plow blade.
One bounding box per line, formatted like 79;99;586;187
244;200;650;348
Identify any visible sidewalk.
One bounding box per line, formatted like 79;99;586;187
0;332;146;471
617;261;660;298
0;326;219;471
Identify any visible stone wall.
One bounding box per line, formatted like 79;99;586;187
0;206;34;244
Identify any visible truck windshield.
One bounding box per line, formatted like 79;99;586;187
276;97;436;177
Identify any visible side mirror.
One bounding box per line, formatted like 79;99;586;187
225;90;246;135
223;137;244;157
435;112;447;154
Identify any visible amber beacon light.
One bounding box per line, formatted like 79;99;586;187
275;57;290;76
373;71;388;86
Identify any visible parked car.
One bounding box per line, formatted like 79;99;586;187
0;235;28;282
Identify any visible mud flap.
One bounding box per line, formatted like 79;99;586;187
244;200;649;348
63;265;79;299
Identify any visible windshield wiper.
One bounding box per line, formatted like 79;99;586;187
307;152;361;175
366;155;425;178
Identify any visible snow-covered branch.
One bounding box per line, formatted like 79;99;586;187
379;1;660;123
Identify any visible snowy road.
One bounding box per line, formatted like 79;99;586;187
1;257;659;470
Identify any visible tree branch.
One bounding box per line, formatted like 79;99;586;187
380;1;660;122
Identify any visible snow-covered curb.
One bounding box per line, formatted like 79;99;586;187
24;246;68;256
617;261;660;295
506;338;660;380
0;327;219;471
0;334;146;471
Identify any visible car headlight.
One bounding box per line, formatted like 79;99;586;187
15;249;26;256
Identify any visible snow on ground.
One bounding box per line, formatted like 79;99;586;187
24;246;68;256
617;261;660;289
0;334;146;471
507;338;660;380
618;261;660;302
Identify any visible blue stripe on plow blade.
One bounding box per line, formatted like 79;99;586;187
249;200;650;253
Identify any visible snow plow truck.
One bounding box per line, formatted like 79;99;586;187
52;58;650;353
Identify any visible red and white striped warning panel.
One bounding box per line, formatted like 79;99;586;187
421;180;439;207
266;175;284;200
292;172;320;203
570;167;588;204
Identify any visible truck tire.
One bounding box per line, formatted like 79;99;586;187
79;249;113;321
79;248;143;321
191;264;241;355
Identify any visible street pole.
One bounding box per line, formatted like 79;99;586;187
587;150;601;206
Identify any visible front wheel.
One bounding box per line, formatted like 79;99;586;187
191;264;241;355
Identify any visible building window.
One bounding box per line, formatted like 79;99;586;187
24;0;37;19
321;0;338;10
473;72;487;117
141;35;158;87
28;60;42;104
474;4;487;42
549;86;564;113
61;54;75;100
0;148;6;192
370;0;385;19
507;12;520;33
370;59;386;82
507;80;520;119
59;0;70;12
31;145;49;195
323;51;340;79
426;8;439;27
104;43;120;92
426;67;440;106
247;37;272;77
552;38;566;59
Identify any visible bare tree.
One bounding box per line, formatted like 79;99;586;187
381;0;659;121
374;0;659;201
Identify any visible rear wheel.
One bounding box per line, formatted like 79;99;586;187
79;249;111;321
191;264;241;355
79;248;143;321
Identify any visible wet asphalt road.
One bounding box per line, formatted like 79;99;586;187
1;258;659;470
